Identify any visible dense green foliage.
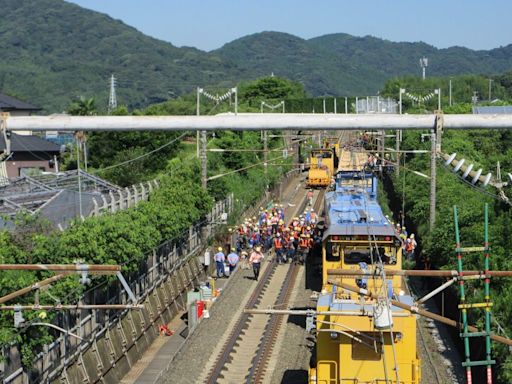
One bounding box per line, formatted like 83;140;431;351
382;76;512;381
397;131;512;381
0;160;213;365
2;2;512;112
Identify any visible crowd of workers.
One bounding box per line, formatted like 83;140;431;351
206;202;322;281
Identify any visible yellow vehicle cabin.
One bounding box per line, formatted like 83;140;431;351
308;148;334;188
323;137;340;168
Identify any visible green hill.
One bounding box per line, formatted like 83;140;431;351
0;0;239;112
1;1;512;112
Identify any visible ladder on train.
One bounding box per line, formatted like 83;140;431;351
453;204;495;384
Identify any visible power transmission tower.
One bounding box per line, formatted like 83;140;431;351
419;57;428;80
108;74;117;113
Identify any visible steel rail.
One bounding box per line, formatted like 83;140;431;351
205;187;321;383
205;257;278;384
248;263;299;384
6;113;512;132
248;189;325;383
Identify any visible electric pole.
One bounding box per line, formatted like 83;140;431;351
196;87;201;158
396;88;406;176
395;130;401;177
196;87;207;188
449;78;452;106
430;113;443;231
263;130;268;175
200;130;207;189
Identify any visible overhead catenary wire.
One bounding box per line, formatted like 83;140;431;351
207;154;288;181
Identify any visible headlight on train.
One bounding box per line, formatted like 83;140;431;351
330;331;338;340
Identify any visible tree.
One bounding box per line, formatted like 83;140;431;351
239;76;306;103
67;96;97;116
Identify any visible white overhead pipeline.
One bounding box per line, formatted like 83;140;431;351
4;113;512;132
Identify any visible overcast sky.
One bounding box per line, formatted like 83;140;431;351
67;0;511;51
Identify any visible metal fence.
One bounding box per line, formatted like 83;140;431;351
2;194;233;384
355;96;398;114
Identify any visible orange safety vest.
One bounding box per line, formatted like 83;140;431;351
406;239;415;252
299;239;308;249
274;238;283;249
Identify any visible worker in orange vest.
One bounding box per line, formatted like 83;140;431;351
405;234;417;261
298;234;309;265
274;233;284;264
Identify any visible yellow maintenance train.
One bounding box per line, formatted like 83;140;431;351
307;148;335;188
307;136;341;188
309;147;421;383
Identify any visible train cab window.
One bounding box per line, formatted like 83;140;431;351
344;248;393;264
326;243;341;262
344;249;372;264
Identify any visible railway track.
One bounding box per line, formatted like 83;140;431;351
203;190;324;384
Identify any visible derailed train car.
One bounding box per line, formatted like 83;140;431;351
309;170;421;384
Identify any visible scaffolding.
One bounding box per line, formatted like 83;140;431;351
454;204;494;384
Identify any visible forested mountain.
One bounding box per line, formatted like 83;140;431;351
216;32;512;97
0;0;239;112
1;0;512;112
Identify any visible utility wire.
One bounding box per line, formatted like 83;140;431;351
94;132;187;174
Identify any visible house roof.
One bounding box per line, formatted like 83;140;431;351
0;133;61;153
0;93;41;111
